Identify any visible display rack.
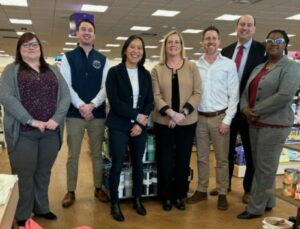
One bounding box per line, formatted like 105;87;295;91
102;129;158;199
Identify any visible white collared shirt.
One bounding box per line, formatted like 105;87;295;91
232;39;252;80
197;53;240;125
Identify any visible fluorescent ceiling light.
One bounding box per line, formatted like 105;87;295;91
9;18;32;25
114;58;122;61
0;0;27;7
65;42;77;46
288;34;296;37
184;47;194;50
116;36;128;40
68;34;77;38
63;48;74;51
152;9;180;17
145;46;158;49
229;32;237;36
98;49;111;52
218;48;222;51
215;14;241;21
151;55;160;58
130;26;151;31
286;14;300;20
159;39;164;43
106;44;120;47
16;31;25;36
182;29;203;34
81;4;108;13
288;44;292;47
0;54;10;57
194;53;203;55
0;50;5;53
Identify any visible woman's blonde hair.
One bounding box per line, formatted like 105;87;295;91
159;30;186;65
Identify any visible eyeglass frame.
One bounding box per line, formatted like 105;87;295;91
21;42;40;49
265;38;285;45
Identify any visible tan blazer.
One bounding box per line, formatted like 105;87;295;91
151;60;201;126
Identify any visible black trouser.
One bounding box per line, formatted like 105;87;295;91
228;111;254;193
108;128;147;204
154;122;196;200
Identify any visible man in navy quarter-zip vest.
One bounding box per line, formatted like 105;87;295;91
60;19;110;207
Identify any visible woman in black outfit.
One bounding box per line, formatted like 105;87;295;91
106;35;154;222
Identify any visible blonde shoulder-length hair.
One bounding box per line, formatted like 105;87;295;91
159;30;187;65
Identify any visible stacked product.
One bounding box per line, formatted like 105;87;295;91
282;168;299;198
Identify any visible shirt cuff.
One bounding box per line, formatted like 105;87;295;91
159;105;170;116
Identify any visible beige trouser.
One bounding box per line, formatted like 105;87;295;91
66;117;105;191
196;113;230;195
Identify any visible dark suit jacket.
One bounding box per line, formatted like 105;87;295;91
106;63;154;131
221;40;265;96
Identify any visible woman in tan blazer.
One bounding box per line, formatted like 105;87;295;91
151;30;201;211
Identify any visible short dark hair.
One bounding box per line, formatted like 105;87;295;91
202;25;220;39
77;19;95;32
236;15;256;26
121;35;146;67
15;32;49;72
266;29;289;54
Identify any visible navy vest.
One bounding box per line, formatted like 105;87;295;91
65;46;106;118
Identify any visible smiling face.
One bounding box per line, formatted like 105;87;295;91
20;38;41;62
236;15;256;43
265;32;286;59
125;38;144;68
165;33;182;57
77;21;95;46
202;30;220;55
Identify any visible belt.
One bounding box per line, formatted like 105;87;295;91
198;108;227;117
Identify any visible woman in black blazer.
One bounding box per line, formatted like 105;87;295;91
106;35;154;222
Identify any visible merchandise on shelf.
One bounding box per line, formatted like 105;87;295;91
234;145;246;165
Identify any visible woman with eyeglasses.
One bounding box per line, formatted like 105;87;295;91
0;32;70;226
237;29;300;219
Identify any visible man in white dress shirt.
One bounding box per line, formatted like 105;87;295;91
186;25;239;211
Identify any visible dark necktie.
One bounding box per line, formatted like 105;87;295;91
235;45;244;71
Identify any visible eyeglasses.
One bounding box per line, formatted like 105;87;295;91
22;42;40;49
265;38;285;45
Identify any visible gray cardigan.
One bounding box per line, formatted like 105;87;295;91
0;63;71;152
240;56;300;126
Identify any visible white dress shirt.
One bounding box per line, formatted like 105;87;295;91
232;39;252;80
197;53;240;125
60;54;110;108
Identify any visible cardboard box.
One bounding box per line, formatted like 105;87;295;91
0;180;19;229
233;164;246;178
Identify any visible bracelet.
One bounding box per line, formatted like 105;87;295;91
171;112;176;120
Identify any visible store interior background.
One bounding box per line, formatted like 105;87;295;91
1;0;300;228
0;0;300;70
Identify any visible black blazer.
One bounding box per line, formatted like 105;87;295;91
106;63;154;131
221;40;265;96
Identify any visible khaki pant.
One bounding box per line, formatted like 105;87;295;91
195;113;229;195
66;117;105;191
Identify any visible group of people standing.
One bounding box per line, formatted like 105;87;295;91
0;13;299;226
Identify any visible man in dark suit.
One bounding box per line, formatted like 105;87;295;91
210;14;265;204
